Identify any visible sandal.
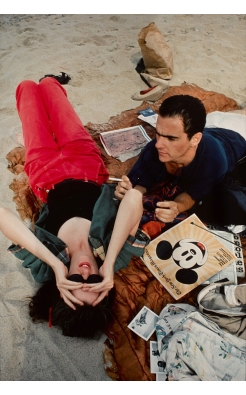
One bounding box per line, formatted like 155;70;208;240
131;85;167;102
39;72;71;85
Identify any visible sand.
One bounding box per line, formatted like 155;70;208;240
0;14;245;381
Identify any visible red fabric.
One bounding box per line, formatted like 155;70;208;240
141;221;166;239
15;78;109;202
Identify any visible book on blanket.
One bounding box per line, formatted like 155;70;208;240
99;125;151;162
142;214;237;300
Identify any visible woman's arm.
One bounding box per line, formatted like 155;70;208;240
0;207;83;309
83;188;144;305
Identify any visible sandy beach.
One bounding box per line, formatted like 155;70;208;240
0;13;245;381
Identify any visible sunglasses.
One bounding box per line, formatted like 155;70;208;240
68;274;103;284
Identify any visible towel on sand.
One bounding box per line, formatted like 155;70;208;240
6;83;245;381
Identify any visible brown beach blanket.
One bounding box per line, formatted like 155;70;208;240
6;83;246;380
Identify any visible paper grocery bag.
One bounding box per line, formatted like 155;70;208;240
138;22;174;80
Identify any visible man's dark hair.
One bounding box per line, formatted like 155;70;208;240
28;281;115;338
159;95;206;139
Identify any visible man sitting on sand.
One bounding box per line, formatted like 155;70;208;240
112;95;246;234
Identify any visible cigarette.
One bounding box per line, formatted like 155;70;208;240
108;177;123;182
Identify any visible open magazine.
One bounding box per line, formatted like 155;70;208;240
99;125;151;162
142;214;236;300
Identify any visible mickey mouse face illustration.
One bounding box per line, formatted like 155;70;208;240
156;239;208;284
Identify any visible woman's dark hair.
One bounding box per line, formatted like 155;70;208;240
159;95;206;139
28;281;115;338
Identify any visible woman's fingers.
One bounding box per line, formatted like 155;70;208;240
92;291;109;307
53;262;85;309
58;287;84;309
59;279;83;289
60;293;77;310
81;281;114;293
60;292;84;309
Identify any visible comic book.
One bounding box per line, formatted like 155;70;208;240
142;214;236;300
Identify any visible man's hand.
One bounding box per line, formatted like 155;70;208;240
114;175;132;200
155;193;195;223
155;200;179;223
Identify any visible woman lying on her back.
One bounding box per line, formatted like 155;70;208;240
0;77;148;337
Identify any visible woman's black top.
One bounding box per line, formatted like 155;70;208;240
44;179;101;236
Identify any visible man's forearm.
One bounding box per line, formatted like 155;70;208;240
174;192;196;213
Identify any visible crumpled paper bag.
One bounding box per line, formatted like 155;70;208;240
138;22;174;80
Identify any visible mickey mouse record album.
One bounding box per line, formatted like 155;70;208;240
142;214;236;299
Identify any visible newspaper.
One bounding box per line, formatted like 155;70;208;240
138;107;158;128
203;228;245;285
150;341;167;380
99;125;151;162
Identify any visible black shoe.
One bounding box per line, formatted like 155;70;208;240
39;72;71;84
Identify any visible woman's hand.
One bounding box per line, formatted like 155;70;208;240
52;260;84;310
0;208;85;310
81;262;114;306
114;175;132;200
